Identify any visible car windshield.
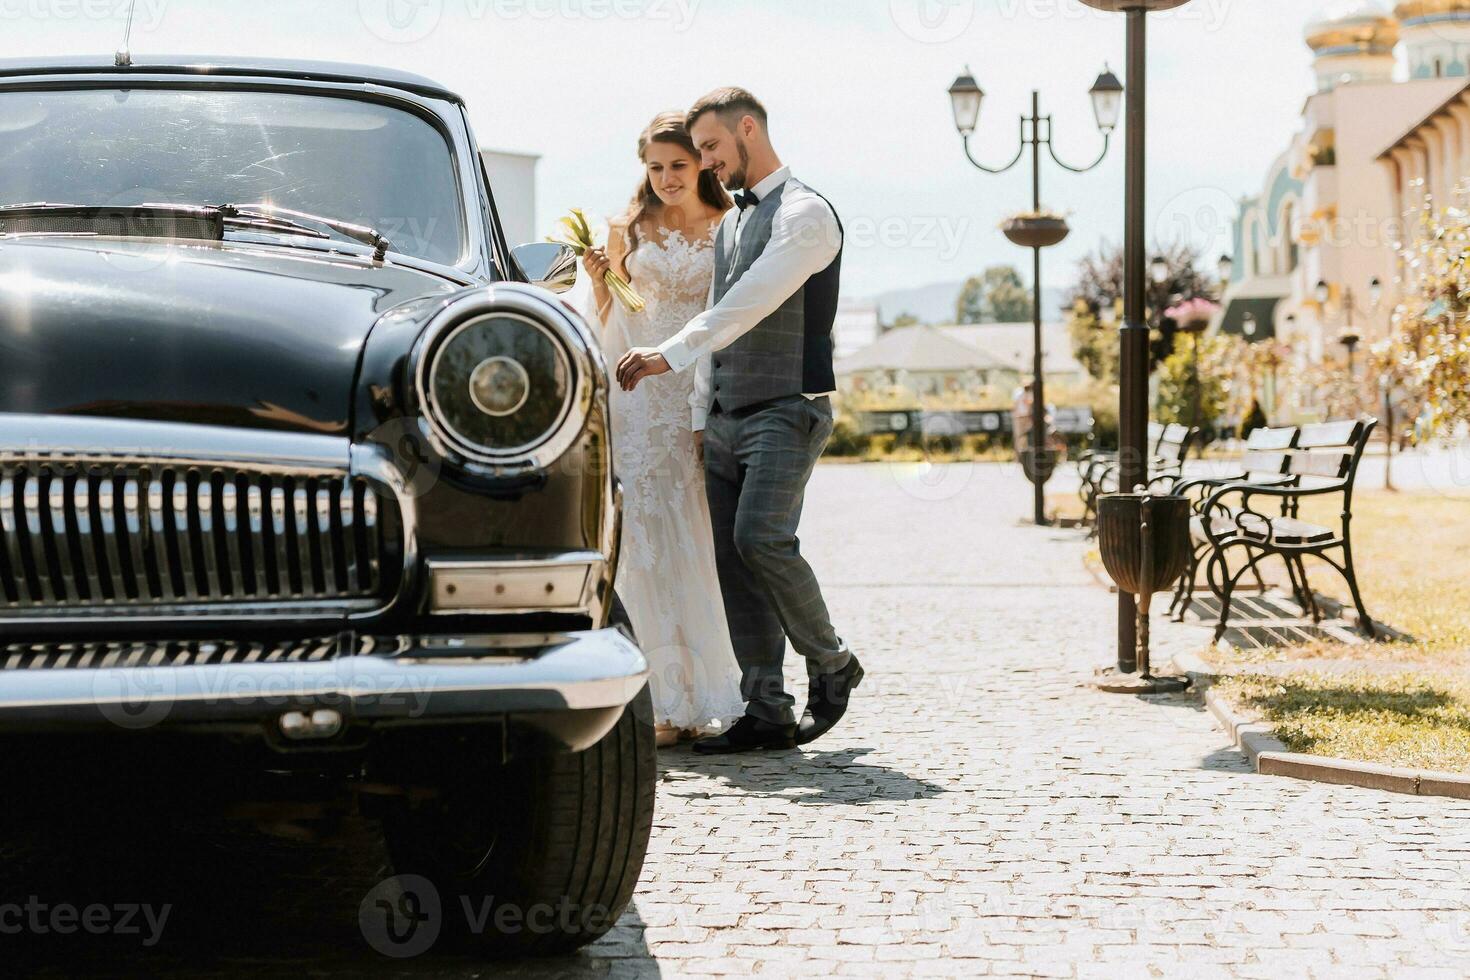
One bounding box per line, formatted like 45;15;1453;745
0;87;465;265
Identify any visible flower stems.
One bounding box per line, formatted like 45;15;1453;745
548;207;646;314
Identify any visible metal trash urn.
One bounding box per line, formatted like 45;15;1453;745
1097;493;1192;685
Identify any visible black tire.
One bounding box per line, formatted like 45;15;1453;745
383;674;656;956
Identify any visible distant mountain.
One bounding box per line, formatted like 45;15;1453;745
865;280;1072;326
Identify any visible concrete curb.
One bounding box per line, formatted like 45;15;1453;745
1171;650;1218;692
1202;686;1470;801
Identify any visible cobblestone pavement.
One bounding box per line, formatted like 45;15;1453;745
5;462;1470;978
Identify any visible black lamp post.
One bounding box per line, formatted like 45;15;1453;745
1380;373;1396;491
947;65;1122;527
1340;331;1361;376
1315;277;1380;378
1080;0;1195;691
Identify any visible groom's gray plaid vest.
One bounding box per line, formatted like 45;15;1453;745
709;179;842;414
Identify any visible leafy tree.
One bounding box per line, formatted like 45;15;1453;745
955;277;987;325
955;265;1034;324
983;265;1033;322
1064;243;1215;382
1385;204;1470;442
1154;331;1240;436
888;311;921;329
1067;308;1119;385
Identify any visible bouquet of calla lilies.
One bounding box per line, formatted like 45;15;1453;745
548;208;646;314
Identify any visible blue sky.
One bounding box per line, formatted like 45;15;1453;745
2;1;1334;298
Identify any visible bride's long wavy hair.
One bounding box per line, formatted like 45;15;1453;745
622;111;730;281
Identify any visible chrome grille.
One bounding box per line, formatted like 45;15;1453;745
0;463;397;612
0;635;409;670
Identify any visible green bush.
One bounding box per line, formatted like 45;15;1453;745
962;434;994;457
864;434;898;460
924;433;958;455
824;416;866;457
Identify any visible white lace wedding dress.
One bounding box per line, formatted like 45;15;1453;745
578;225;746;734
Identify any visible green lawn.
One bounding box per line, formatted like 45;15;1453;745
1205;489;1470;772
1217;671;1470;773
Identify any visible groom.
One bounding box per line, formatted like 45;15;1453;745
616;87;863;754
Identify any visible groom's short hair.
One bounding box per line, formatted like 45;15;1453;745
687;87;768;133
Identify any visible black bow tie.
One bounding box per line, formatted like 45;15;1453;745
735;189;760;211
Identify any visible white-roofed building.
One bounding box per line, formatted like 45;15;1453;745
944;322;1089;389
833;298;881;361
834;323;1015;407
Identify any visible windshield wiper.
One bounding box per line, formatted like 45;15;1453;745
0;201;392;261
221;204;392;261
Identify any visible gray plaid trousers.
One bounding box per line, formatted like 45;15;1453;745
703;394;850;725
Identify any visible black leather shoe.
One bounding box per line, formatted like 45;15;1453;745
691;714;797;755
796;654;864;746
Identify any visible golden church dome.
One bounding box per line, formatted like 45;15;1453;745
1306;1;1401;54
1396;1;1470;24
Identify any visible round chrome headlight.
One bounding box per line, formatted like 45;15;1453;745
469;356;532;417
414;286;596;471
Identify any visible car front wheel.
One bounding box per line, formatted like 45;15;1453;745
382;677;656;957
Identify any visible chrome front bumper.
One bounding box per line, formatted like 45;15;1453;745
0;628;648;734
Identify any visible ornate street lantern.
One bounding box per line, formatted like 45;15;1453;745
947;71;983;137
1089;67;1125;132
1150;254;1170;284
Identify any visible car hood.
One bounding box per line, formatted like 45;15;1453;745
0;236;464;435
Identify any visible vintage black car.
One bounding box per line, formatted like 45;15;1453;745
0;56;652;955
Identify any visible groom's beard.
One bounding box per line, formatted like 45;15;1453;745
723;139;750;191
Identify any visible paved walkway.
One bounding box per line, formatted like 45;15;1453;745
6;462;1469;978
606;463;1470;979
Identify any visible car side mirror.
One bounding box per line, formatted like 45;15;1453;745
512;242;578;294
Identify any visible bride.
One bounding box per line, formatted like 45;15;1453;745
579;111;746;747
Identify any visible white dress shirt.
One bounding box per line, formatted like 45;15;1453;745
655;166;841;431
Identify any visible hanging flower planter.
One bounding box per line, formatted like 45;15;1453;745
1164;296;1220;332
1001;212;1071;250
